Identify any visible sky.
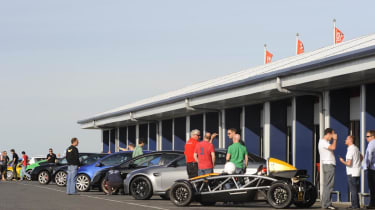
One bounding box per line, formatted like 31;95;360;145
1;1;374;157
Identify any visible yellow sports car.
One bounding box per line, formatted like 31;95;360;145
6;162;23;180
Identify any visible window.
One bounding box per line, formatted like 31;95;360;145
129;154;163;168
101;153;131;166
174;157;186;167
58;158;67;165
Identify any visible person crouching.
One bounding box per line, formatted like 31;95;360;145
104;169;123;195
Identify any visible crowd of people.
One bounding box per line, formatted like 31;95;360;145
184;128;248;178
319;128;375;209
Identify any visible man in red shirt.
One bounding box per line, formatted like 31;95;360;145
194;135;215;176
20;151;31;181
184;129;200;178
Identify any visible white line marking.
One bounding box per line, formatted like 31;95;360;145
15;182;169;210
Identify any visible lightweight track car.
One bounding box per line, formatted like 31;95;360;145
169;158;317;209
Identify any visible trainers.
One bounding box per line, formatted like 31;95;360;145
326;205;336;210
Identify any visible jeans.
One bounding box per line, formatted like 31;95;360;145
186;162;198;178
322;164;335;208
20;166;30;180
12;165;17;179
347;175;360;208
66;165;78;195
198;168;213;176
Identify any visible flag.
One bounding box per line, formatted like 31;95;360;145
265;50;273;64
297;39;304;54
334;27;344;44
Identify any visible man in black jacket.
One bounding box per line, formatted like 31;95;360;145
66;137;80;195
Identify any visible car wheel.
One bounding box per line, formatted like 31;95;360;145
101;178;119;195
55;171;67;187
170;182;193;207
6;170;13;180
25;170;32;181
76;174;91;192
130;176;153;200
38;171;51;184
293;181;317;208
267;181;293;209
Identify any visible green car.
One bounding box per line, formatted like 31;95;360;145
25;160;47;180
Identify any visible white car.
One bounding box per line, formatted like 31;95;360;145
29;156;46;165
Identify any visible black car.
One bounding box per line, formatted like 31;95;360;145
52;153;108;187
90;151;184;194
31;153;105;185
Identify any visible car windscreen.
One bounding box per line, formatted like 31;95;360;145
101;153;132;166
58;158;67;165
80;155;106;166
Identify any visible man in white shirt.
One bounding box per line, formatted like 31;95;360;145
319;128;338;210
339;135;363;209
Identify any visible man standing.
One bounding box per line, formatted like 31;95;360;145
226;134;248;174
184;129;200;178
194;135;215;176
46;148;57;163
363;130;375;209
20;151;31;181
119;143;135;152
227;128;245;146
0;151;9;181
10;149;19;180
133;139;145;158
66;137;80;195
318;128;337;210
205;132;218;144
339;136;362;209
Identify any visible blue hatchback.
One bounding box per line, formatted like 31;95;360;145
75;151;150;192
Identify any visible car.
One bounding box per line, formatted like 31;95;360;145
6;160;23;180
52;153;108;187
75;151;149;192
169;157;317;209
31;153;103;185
29;156;46;165
90;151;184;194
24;160;48;180
123;150;266;200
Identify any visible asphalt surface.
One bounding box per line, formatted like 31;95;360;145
0;180;350;210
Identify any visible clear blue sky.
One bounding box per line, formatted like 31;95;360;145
1;1;374;156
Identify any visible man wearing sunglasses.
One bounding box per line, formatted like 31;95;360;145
363;130;375;209
185;129;200;178
46;148;57;163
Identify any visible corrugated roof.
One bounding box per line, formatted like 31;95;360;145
78;33;375;124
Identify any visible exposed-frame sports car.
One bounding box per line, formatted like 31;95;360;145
169;158;317;209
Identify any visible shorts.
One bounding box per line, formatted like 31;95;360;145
186;162;198;178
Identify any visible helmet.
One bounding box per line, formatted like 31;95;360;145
223;162;236;174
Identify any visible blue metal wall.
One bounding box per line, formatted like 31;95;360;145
119;127;127;148
244;104;262;156
162;119;173;150
102;130;109;153
330;89;350;202
225;107;242;148
270;100;288;162
110;129;116;153
148;123;157;151
128;125;136;145
174;117;186;150
206;112;219;148
295;96;315;182
364;84;375;199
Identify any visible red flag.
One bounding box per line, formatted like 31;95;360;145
297;39;304;54
265;50;273;64
334;27;344;44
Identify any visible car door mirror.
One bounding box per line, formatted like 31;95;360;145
95;162;103;167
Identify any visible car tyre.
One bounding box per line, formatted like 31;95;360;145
76;174;91;192
293;181;317;208
6;170;13;180
267;181;293;209
130;176;153;200
38;170;51;185
170;182;193;207
55;171;67;187
25;170;32;181
101;178;119;195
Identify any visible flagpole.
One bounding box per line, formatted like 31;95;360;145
333;18;336;46
296;33;299;55
264;44;267;64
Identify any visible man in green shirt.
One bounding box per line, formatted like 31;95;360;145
226;134;248;174
133;139;146;158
